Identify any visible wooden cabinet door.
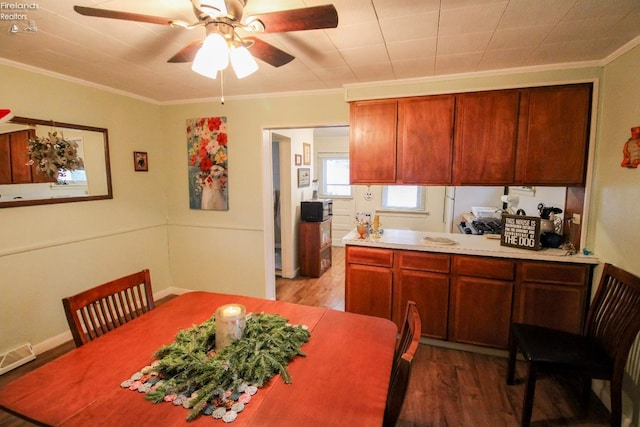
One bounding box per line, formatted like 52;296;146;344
349;100;397;184
454;90;520;184
516;83;592;185
396;269;449;339
450;276;514;349
515;282;586;334
397;95;455;184
514;261;590;333
9;130;34;184
0;133;11;184
345;263;393;319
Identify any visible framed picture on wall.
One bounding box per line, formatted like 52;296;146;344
134;151;148;171
297;168;310;187
295;154;302;166
303;143;311;165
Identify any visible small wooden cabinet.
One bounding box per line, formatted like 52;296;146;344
299;218;332;278
345;246;394;319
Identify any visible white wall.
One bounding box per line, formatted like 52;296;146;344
0;64;171;354
592;44;640;425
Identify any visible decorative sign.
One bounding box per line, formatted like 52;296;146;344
500;215;542;251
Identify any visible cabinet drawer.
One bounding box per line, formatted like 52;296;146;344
521;262;588;286
346;246;393;268
398;251;450;273
453;255;515;281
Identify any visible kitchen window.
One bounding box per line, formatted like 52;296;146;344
381;185;426;212
319;153;351;197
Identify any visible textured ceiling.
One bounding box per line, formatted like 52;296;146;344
1;0;639;103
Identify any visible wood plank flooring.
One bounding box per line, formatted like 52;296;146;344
2;248;611;426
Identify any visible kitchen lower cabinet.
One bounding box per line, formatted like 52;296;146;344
345;246;394;319
344;245;594;350
395;251;450;339
513;261;590;333
450;256;516;349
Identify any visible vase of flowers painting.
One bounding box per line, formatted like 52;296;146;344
187;117;229;210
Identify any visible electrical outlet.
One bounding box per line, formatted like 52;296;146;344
572;213;581;225
364;190;373;201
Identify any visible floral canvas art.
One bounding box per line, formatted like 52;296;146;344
187;117;229;210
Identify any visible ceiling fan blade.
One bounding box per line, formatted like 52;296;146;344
167;39;203;63
73;5;177;26
245;37;294;67
247;5;338;33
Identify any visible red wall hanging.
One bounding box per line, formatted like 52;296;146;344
621;126;640;168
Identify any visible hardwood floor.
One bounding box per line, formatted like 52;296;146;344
1;249;611;426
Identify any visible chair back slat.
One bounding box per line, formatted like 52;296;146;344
585;264;640;369
62;269;154;347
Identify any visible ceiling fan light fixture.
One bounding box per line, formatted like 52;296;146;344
192;32;229;78
230;45;258;79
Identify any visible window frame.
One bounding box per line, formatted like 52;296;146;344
380;185;427;213
318;152;352;198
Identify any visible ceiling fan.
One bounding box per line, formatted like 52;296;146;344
74;0;338;79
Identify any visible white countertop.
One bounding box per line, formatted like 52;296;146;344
342;229;599;264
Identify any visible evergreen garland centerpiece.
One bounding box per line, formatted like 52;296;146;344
122;311;310;422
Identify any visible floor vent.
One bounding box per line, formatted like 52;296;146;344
0;343;36;375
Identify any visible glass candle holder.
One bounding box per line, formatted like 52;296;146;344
215;303;246;351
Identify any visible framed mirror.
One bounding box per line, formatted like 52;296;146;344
0;116;112;208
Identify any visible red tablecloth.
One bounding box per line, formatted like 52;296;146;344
0;292;397;426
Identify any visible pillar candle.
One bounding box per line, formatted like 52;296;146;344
215;303;246;351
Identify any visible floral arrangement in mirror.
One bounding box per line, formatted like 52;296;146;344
27;131;84;179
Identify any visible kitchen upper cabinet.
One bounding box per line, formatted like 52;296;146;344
397;96;455;184
0;129;50;185
349;100;397;184
349;83;592;186
349;96;455;184
453;90;521;184
516;83;592;185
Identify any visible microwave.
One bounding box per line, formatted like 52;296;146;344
301;199;332;222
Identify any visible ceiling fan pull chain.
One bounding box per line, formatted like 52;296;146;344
220;70;225;105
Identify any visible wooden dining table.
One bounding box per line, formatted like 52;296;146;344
0;291;397;426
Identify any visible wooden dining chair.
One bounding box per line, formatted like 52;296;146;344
506;263;640;427
384;300;422;427
62;269;155;347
